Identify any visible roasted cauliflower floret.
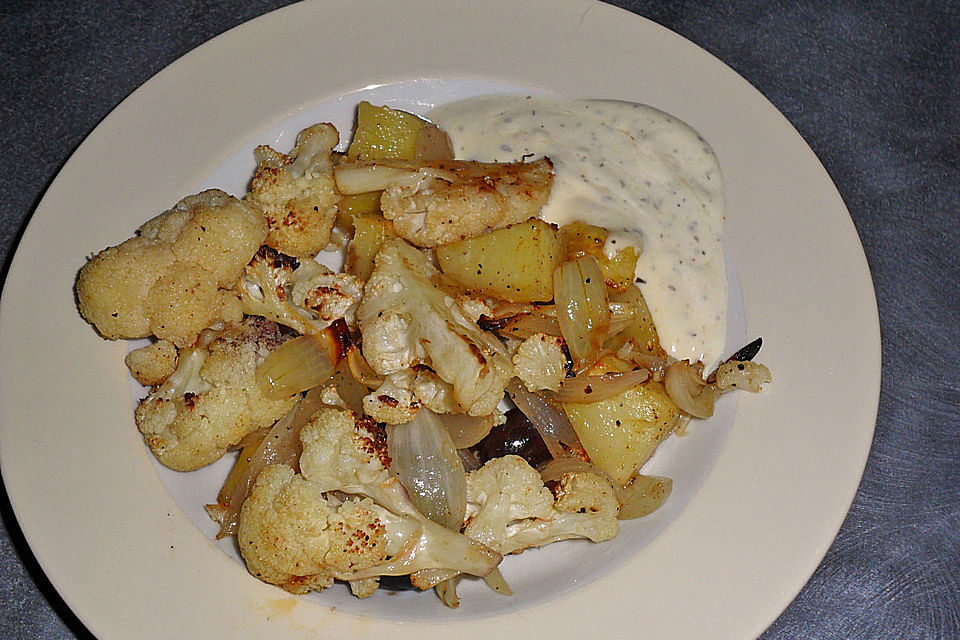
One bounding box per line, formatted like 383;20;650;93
464;455;619;555
378;158;554;247
76;237;176;340
76;189;266;347
134;317;297;471
247;123;341;257
362;368;461;425
511;333;570;392
142;263;242;348
714;360;772;393
139;189;268;286
358;239;514;417
362;370;421;425
124;339;178;386
296;407;502;579
409;368;461;415
236;246;362;335
238;464;392;594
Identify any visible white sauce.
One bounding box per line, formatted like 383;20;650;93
429;95;727;370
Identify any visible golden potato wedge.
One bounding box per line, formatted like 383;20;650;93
598;246;639;290
336;191;381;232
347;102;428;161
347;214;397;280
607;284;664;355
563;356;681;484
436;219;564;303
561;221;639;290
562;220;607;256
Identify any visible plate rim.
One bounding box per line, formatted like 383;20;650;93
0;1;881;638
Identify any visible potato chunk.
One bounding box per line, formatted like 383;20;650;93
436;219;563;303
561;221;639;291
563;356;681;484
347;102;428;161
607;285;665;356
346;214;397;280
336;191;381;233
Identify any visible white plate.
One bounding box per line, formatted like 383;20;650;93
0;1;880;639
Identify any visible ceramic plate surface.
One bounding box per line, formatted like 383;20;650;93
0;1;880;638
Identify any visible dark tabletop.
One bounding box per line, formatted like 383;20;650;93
1;1;957;638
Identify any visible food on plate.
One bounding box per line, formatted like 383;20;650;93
436;218;564;303
74;97;770;607
247;123;341;258
562;356;682;485
134;317;297;471
358;238;514;421
238;407;502;595
335;157;554;247
430;96;728;370
76;189;265;347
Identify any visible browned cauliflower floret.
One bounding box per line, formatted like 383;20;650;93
139;189;267;286
76;237;176;340
714;360;772;393
464;455;619;555
361;368;461;425
298;407;501;576
358;239;514;418
236;407;504;596
238;464;390;594
411;455;619;594
362;370;421;425
377;158;553;247
142;263;242;348
134;317;296;471
511;333;570;392
246;123;341;257
76;189;267;347
124;339;178;386
236;246;362;335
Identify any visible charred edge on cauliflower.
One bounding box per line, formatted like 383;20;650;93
261;245;301;275
238;246;362;337
355;415;391;470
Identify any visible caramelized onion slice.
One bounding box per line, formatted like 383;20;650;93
483;567;513;596
437;412;496;449
436;577;460;608
496;313;561;340
207;387;326;538
387;409;467;530
329;358;369;412
346;345;383;389
334;162;458;194
539;457;599;484
616;341;670;380
333;164;417;194
664;361;717;418
606;299;638;338
506;380;579;460
256;335;335;400
616;475;672;520
557;369;650;404
554;256;610;371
